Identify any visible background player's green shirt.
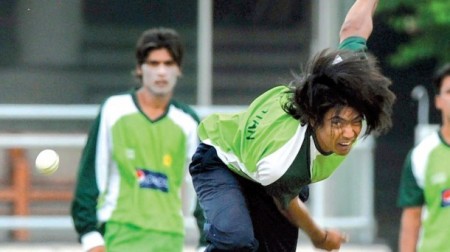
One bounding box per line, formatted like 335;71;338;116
398;131;450;252
198;36;367;206
71;90;199;240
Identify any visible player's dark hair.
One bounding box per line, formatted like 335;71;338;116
432;63;450;95
135;27;184;67
283;49;396;136
133;28;184;82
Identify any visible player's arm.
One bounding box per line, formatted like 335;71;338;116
399;207;422;252
397;151;424;252
87;246;105;252
71;114;105;251
339;0;379;43
274;196;347;250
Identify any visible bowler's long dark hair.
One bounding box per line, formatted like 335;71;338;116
283;49;396;136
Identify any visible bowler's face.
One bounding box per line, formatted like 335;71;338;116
314;106;363;156
138;48;180;97
436;76;450;123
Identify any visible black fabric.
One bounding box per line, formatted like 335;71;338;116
194;199;208;247
238;176;309;252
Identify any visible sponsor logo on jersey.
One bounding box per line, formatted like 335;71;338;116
136;168;168;192
442;188;450;207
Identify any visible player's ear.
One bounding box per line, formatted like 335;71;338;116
135;65;143;77
177;66;182;77
435;95;442;110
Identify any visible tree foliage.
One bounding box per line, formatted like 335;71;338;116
377;0;450;68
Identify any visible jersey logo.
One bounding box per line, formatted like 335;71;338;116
442;188;450;207
246;108;269;140
431;172;447;185
136;168;168;192
126;148;135;159
162;154;172;167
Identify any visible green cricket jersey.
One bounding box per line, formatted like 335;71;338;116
398;131;450;252
71;90;199;243
198;36;367;207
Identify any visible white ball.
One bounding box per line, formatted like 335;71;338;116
35;149;59;175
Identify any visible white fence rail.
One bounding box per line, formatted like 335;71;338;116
0;104;246;120
0;104;245;233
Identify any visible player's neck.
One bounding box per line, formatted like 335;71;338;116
136;88;172;120
440;124;450;145
137;88;171;107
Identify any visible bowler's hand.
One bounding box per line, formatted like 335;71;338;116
312;229;349;251
88;246;105;252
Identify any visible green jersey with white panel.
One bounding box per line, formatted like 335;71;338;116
71;90;199;240
398;131;450;252
198;36;367;206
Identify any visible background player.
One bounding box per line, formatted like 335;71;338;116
398;63;450;252
71;27;201;252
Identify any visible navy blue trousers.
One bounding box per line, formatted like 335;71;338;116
189;143;309;252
